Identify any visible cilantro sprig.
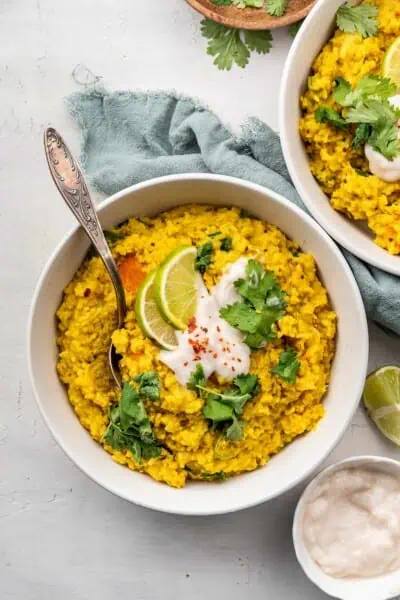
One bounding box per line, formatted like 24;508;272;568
271;348;300;383
220;259;287;349
336;2;379;38
267;0;288;17
211;0;263;6
201;19;272;71
189;365;260;441
101;375;162;462
315;75;400;160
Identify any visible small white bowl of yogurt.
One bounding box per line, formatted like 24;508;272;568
293;456;400;600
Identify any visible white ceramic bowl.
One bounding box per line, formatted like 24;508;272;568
280;0;400;276
293;456;400;600
28;174;368;515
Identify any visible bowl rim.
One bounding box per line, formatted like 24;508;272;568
293;455;400;600
27;173;369;515
279;0;400;276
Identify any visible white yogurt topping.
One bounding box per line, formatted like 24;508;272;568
159;258;250;386
303;467;400;579
365;94;400;182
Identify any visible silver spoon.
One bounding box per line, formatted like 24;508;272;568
44;127;126;389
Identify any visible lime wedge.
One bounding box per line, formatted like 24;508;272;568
383;37;400;91
363;366;400;447
135;271;178;350
154;245;198;330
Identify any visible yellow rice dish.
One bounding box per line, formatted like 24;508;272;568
56;206;336;488
300;0;400;254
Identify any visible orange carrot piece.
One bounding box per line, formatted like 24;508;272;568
118;254;146;296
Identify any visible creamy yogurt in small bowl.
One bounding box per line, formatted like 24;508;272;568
293;456;400;600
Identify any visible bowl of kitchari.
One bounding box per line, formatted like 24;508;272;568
28;174;368;515
281;0;400;275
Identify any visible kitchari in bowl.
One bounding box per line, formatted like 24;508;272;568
299;0;400;255
56;205;336;488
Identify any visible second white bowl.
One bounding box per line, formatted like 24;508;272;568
280;0;400;276
293;456;400;600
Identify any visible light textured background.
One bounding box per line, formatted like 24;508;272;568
1;1;399;599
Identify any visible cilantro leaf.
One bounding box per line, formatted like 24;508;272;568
315;106;348;129
195;242;214;274
133;372;161;402
187;364;206;395
208;231;221;238
336;2;379;38
332;77;352;106
200;471;227;481
200;19;273;70
225;416;245;441
346;98;399;124
220;301;263;333
102;381;161;462
369;119;399;160
267;0;288;17
221;260;286;349
271;348;300;383
211;0;233;4
233;373;260;396
203;398;235;423
243;30;273;54
201;20;250;71
352;123;372;148
288;19;304;38
199;373;261;440
220;236;233;251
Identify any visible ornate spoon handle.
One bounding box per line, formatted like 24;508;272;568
44;127;127;328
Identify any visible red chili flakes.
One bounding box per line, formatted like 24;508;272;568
183;361;188;367
213;353;218;359
84;288;91;297
216;326;221;333
188;316;197;333
201;327;208;333
231;366;235;372
224;362;228;366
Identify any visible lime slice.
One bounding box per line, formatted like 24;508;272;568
363;366;400;447
135;271;178;350
383;37;400;91
154;246;198;330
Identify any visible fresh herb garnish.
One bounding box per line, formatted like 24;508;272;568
200;19;272;71
87;229;123;259
267;0;288;17
239;208;253;218
102;381;161;462
198;373;260;440
288;19;304;38
200;471;227;481
208;231;222;238
187;364;206;395
352;123;372;148
315;106;348;129
317;75;400;160
195;242;214;274
133;372;161;402
271;348;300;383
220;236;233;251
336;2;379;38
220;259;287;349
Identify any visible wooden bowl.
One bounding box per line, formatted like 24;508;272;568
185;0;315;30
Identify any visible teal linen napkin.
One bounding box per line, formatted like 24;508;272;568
67;89;400;336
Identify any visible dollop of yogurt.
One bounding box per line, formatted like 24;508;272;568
365;94;400;182
303;467;400;579
159;258;250;386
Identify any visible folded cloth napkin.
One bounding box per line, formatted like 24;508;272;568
67;89;400;336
